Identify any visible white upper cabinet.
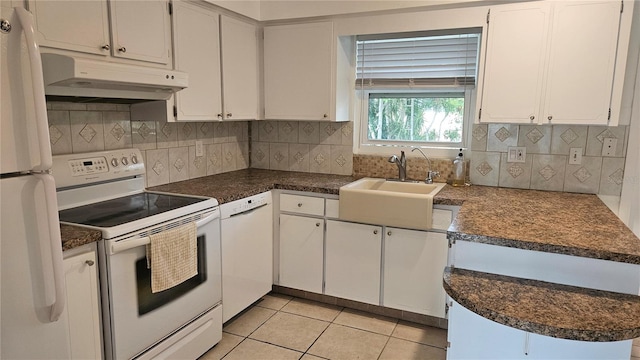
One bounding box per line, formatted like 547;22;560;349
477;0;632;126
30;0;171;65
30;1;111;56
109;1;172;64
477;2;550;124
221;16;259;120
172;1;222;121
542;1;621;125
264;21;352;121
172;2;258;122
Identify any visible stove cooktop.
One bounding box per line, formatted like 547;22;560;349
58;192;207;228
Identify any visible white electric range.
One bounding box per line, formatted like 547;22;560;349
54;149;222;360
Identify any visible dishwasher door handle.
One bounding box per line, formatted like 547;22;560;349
228;203;269;218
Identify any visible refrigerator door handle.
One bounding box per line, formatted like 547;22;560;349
14;8;52;171
34;173;65;322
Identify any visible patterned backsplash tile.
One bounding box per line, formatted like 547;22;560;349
47;101;249;188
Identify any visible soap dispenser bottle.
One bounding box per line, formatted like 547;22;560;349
452;149;465;186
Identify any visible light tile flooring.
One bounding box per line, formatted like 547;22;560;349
200;293;447;360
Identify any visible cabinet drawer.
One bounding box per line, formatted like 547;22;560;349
280;194;324;216
325;199;340;218
432;209;453;231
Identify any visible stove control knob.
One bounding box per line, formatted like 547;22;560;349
131;155;138;164
121;157;129;166
111;158;119;167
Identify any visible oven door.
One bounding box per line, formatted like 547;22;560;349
102;208;221;360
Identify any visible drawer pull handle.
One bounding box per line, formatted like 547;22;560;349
316;223;321;227
373;230;378;235
297;203;303;207
387;231;392;236
85;260;95;266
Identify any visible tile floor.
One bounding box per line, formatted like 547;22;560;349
199;293;447;360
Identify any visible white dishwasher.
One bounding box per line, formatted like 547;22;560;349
220;192;273;322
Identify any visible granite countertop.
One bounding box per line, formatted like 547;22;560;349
443;186;640;265
60;224;102;251
443;266;640;342
148;169;356;204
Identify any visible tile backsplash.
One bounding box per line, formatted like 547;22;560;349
47;102;249;187
250;121;354;175
470;124;628;195
48;103;628;197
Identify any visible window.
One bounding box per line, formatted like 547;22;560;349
355;30;480;155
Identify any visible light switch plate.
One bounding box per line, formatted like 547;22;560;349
601;138;617;157
569;148;582;165
507;147;526;163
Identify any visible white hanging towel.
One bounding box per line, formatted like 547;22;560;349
149;222;198;293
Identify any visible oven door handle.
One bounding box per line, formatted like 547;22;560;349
110;211;218;255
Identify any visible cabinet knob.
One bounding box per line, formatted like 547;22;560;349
373;230;378;235
387;231;392;236
226;113;232;118
217;113;223;118
323;114;328;119
529;115;535;121
118;46;126;53
101;44;110;51
297;203;303;207
547;115;553;121
316;222;321;227
85;260;95;266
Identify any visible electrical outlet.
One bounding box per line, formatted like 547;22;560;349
195;140;204;157
601;138;617;157
507;147;526;163
569;148;582;165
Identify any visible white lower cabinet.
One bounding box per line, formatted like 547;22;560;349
63;250;102;360
325;220;382;305
383;228;448;317
279;214;324;293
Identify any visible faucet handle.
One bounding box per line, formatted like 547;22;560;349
426;170;440;184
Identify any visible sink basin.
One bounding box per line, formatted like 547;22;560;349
339;178;446;230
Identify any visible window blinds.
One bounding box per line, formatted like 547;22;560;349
356;33;480;88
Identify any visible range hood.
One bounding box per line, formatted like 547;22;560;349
41;53;188;101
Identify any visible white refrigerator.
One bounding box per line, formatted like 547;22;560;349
1;3;70;359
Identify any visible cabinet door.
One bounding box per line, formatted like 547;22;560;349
221;16;258;120
478;2;550;123
325;220;382;305
264;22;333;121
172;2;222;121
542;1;621;125
30;0;110;56
279;214;324;293
383;228;448;317
109;1;171;64
64;251;102;360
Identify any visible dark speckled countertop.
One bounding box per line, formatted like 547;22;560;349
443;267;640;342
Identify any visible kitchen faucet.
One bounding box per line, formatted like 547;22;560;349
388;151;407;181
411;148;439;184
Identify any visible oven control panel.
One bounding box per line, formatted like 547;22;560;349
53;149;145;188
